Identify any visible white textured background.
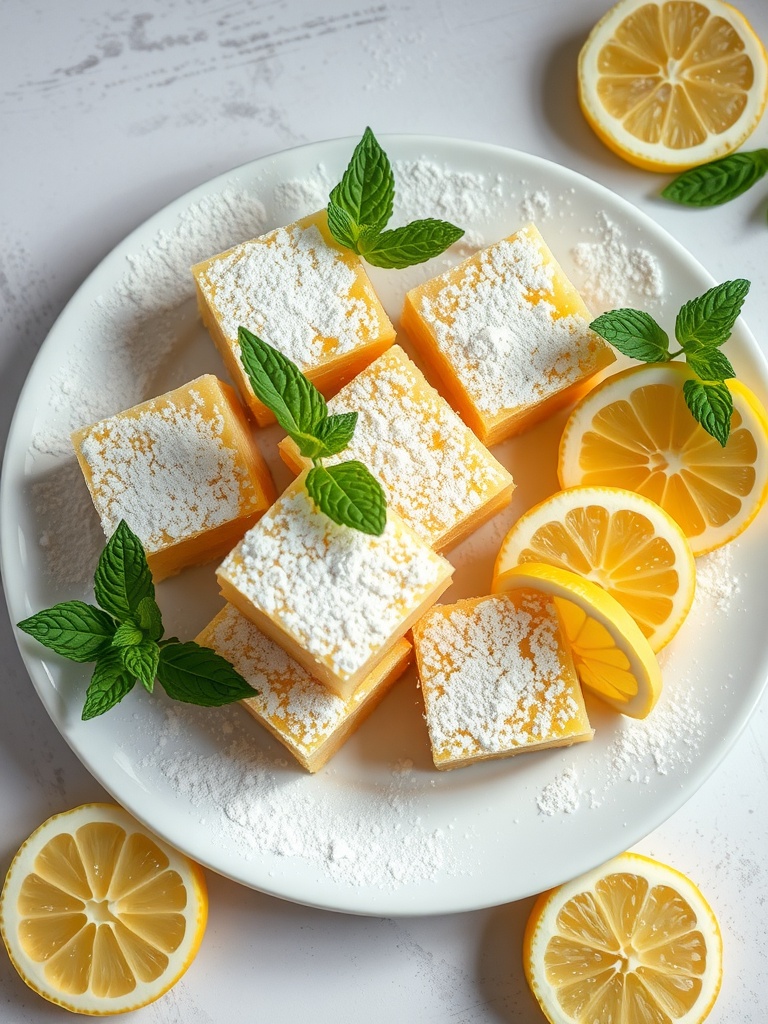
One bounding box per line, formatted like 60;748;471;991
1;1;767;1021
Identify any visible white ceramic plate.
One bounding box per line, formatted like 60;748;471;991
3;136;768;916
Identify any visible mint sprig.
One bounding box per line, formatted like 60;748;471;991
589;279;750;446
238;327;386;534
18;520;256;719
327;127;464;267
661;150;768;208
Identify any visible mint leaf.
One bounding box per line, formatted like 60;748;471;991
326;200;360;251
238;327;328;450
111;622;143;648
136;595;163;642
121;640;160;693
662;150;768;207
683;378;733;447
18;602;115;663
82;652;135;721
306;461;386;535
157;642;256;706
94;520;154;622
329;127;394;234
685;347;736;383
589;309;670;362
359;219;464;269
313;412;358;456
675;280;750;349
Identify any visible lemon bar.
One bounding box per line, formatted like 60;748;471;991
401;223;615;446
279;345;515;551
192;210;396;425
217;476;453;699
197;604;412;772
72;375;276;581
412;591;593;770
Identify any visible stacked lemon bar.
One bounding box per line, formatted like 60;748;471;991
72;207;607;772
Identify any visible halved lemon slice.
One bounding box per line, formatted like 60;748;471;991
494;485;695;653
578;0;768;171
558;362;768;556
494;563;662;718
524;851;723;1024
0;803;208;1016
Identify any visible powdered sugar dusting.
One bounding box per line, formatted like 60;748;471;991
416;225;604;416
219;485;450;681
142;706;462;890
415;592;591;767
194;221;382;368
290;345;512;548
537;765;580;815
571;211;664;313
75;379;255;550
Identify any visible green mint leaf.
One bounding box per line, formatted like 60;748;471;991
683;378;733;447
329;127;394;234
157;641;256;707
589;309;670;362
18;602;116;663
359;219;464;269
94;520;154;622
326;200;361;252
238;327;328;448
306;461;386;535
136;595;164;642
675;279;750;349
121;640;160;693
82;652;135;721
313;412;358;456
661;150;768;207
112;621;143;648
685;348;736;383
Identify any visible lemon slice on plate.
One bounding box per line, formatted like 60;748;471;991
494;485;695;653
0;803;208;1016
524;851;723;1024
558;362;768;556
494;562;662;718
578;0;768;171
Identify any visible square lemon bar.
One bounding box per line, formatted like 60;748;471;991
401;223;615;446
217;476;453;699
72;375;276;581
197;604;413;772
412;590;593;770
278;345;515;551
192;210;396;425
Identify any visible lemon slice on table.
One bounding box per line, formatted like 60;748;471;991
0;803;208;1016
524;851;723;1024
494;485;695;653
558;362;768;556
494;562;662;718
578;0;768;172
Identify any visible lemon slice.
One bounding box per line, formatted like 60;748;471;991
0;803;208;1016
524;851;723;1024
558;362;768;556
494;485;695;653
494;563;662;718
578;0;768;171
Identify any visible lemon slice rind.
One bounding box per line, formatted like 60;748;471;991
494;562;662;718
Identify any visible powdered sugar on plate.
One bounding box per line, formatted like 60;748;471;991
571;211;664;313
141;704;468;890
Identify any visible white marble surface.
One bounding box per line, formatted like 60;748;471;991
1;1;767;1021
